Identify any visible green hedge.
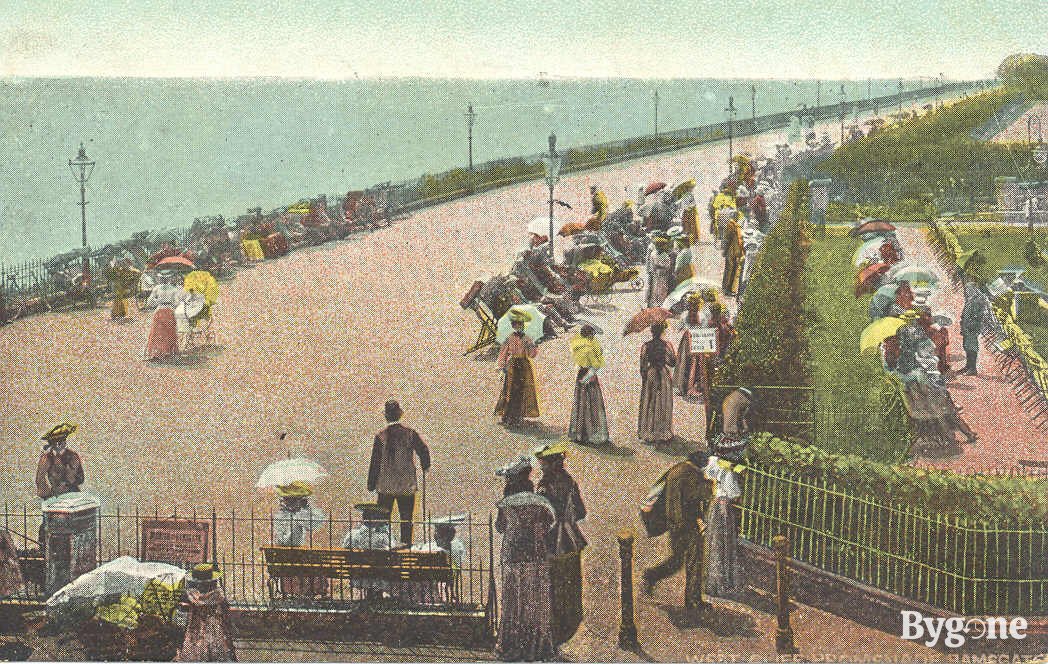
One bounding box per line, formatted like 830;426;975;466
749;432;1048;525
717;180;813;438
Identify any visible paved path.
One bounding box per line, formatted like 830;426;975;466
992;102;1048;144
0;123;944;662
895;227;1048;472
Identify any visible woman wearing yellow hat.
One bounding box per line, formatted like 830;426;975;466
496;312;540;426
175;563;235;662
272;481;328;600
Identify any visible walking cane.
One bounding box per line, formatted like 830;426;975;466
421;469;428;545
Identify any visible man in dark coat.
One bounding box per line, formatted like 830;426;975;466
959;278;991;376
642;450;713;620
368;401;431;545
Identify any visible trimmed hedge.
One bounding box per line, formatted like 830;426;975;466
749;432;1048;525
717;180;813;439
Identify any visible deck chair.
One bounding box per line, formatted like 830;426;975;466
461;281;497;355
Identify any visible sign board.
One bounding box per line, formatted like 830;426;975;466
141;519;210;566
689;327;718;354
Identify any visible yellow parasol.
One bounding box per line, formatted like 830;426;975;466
670;179;697;200
184;270;219;307
859;317;907;354
578;259;614;277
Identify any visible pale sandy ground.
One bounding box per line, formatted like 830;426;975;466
896;227;1048;472
991;102;1048;144
0;120;950;661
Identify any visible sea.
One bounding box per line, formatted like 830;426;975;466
0;77;920;263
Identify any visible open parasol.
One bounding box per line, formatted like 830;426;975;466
670;179;697;200
852;237;888;267
661;277;718;310
623;307;673;336
155;256;196;272
855;263;891;297
496;305;546;343
256;458;328;488
183;271;219;306
527;216;557;238
850;220;896;236
891;266;940;286
859;317;907;354
558;221;588;237
644;182;667;196
578;259;613;278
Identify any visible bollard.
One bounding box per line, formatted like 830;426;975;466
617;529;639;650
773;535;797;655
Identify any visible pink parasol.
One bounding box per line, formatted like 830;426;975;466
644;182;668;196
623;307;673;336
155;256;196;272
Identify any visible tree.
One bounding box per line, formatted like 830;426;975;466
997;53;1048;99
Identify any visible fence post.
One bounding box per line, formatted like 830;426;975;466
773;535;797;655
617;529;639;651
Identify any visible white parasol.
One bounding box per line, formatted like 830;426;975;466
256;458;328;488
496;304;546;343
662;276;719;310
527;216;560;238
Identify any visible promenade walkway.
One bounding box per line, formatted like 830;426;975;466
0;123;946;662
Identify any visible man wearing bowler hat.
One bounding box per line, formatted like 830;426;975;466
368;400;430;546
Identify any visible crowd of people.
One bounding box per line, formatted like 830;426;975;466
855;221;990;456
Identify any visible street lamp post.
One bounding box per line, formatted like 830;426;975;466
898;79;904;116
541;133;562;259
839;85;847;145
69;143;96;276
725;96;737;176
465;104;477;191
751;84;757;126
653;89;659;138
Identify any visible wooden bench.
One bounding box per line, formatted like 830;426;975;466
261;546;457;603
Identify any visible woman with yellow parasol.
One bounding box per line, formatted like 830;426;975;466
496;309;541;426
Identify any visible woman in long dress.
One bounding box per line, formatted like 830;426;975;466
675;291;718;400
272;481;328;600
535;445;587;647
494;457;556;662
496;314;540;426
568;325;609;447
144;275;182;361
638;322;677;445
645;237;673;308
176;564;236;662
0;529;24;598
704;451;743;597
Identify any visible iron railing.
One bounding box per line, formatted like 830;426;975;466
739;464;1048;616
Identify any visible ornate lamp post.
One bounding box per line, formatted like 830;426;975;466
69;143;96;277
541;133;562;259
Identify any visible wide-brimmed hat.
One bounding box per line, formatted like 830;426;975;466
428;513;468;526
495;455;532;477
712;433;748;461
42;423;76;442
354;502;392;518
190;563;222;583
533;442;569;459
275;481;313;498
509;308;533;324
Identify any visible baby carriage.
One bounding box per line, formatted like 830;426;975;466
177;271;219;351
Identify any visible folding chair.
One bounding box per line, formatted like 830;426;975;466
460;281;497;355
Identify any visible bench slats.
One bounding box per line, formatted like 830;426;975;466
262;547;454;583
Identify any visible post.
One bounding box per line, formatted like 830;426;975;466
773;535;797;654
725;96;736;177
751;84;757;126
898;79;903;116
617;529;639;650
80;180;88;249
548;181;555;258
840;85;846;145
653;89;659;138
815;79;820;109
465;103;476;182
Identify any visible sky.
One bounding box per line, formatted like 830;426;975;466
1;0;1045;80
